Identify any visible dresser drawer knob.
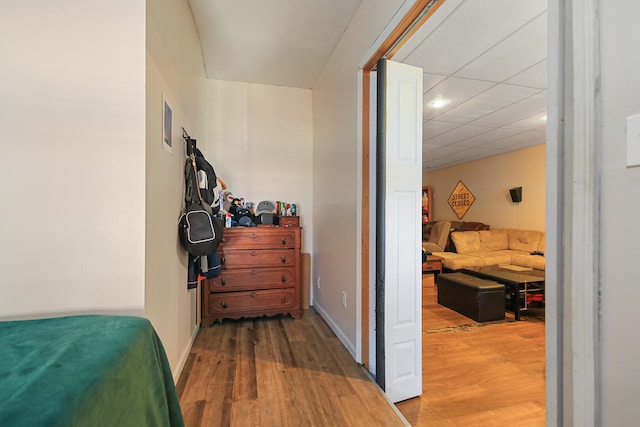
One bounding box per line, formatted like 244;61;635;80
250;232;257;239
221;278;226;286
281;275;286;283
220;301;227;309
281;296;286;303
281;255;286;263
220;257;226;264
281;238;286;245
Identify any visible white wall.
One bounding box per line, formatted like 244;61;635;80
0;0;206;378
204;80;314;256
424;144;546;231
598;0;640;424
312;0;408;355
146;0;207;375
0;1;146;318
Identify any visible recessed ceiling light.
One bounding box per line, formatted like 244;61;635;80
541;115;547;121
427;97;449;109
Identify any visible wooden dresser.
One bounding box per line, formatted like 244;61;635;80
201;226;302;326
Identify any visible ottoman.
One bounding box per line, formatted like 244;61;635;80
437;272;505;322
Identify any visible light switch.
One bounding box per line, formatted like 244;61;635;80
626;114;640;167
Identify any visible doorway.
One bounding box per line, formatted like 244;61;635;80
359;0;600;423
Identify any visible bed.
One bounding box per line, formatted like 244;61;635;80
0;315;184;427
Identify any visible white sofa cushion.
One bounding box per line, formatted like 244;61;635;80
507;229;542;252
512;254;546;270
450;231;481;253
432;251;485;270
537;232;546;253
479;229;509;251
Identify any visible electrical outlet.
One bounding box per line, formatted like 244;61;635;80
341;291;347;308
316;276;321;289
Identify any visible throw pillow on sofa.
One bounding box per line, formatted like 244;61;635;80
450;231;482;253
478;229;509;251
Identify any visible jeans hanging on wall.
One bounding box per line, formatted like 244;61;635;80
187;251;221;289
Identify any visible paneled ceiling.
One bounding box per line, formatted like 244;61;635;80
189;0;548;171
188;0;363;88
394;0;547;170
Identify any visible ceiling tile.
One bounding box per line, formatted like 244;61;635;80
424;124;493;146
502;112;548;130
471;90;546;128
423;73;448;92
423;77;495;120
402;0;548;75
423;120;461;139
429;147;494;168
393;0;466;64
449;127;524;148
454;12;547;82
480;130;546;150
423;143;467;158
434;84;540;123
505;59;547;88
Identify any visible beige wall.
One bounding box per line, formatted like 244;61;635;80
204;80;314;307
204;80;314;256
0;1;146;318
312;0;407;354
424;144;546;231
145;0;207;375
599;0;640;423
0;0;209;377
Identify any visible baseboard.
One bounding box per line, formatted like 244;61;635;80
312;303;356;358
361;367;412;426
172;323;199;381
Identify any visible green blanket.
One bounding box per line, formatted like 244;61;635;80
0;315;184;427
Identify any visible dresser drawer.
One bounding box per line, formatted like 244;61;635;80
208;288;298;316
206;267;296;292
201;225;302;326
221;249;296;268
222;228;299;249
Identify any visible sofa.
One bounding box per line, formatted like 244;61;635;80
445;221;490;251
422;221;452;252
431;228;545;273
423;220;490;251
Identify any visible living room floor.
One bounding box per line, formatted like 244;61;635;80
395;274;546;426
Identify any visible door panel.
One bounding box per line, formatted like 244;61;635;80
379;59;423;403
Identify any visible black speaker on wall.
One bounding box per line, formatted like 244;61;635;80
509;187;523;203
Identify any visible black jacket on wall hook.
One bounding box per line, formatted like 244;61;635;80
178;127;223;288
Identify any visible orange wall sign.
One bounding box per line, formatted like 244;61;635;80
448;181;475;219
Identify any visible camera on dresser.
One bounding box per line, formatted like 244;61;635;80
201;226;302;326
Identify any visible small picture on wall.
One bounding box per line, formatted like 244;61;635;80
162;94;173;154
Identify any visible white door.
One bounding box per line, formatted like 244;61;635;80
377;59;423;403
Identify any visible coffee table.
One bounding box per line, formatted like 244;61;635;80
461;266;544;321
422;255;443;276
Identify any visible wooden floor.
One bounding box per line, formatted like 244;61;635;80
177;307;407;426
395;274;546;426
178;274;545;426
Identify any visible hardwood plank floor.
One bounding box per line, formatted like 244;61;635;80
178;307;407;426
178;273;545;426
395;274;546;426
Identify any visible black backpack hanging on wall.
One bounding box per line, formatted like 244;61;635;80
178;136;223;256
